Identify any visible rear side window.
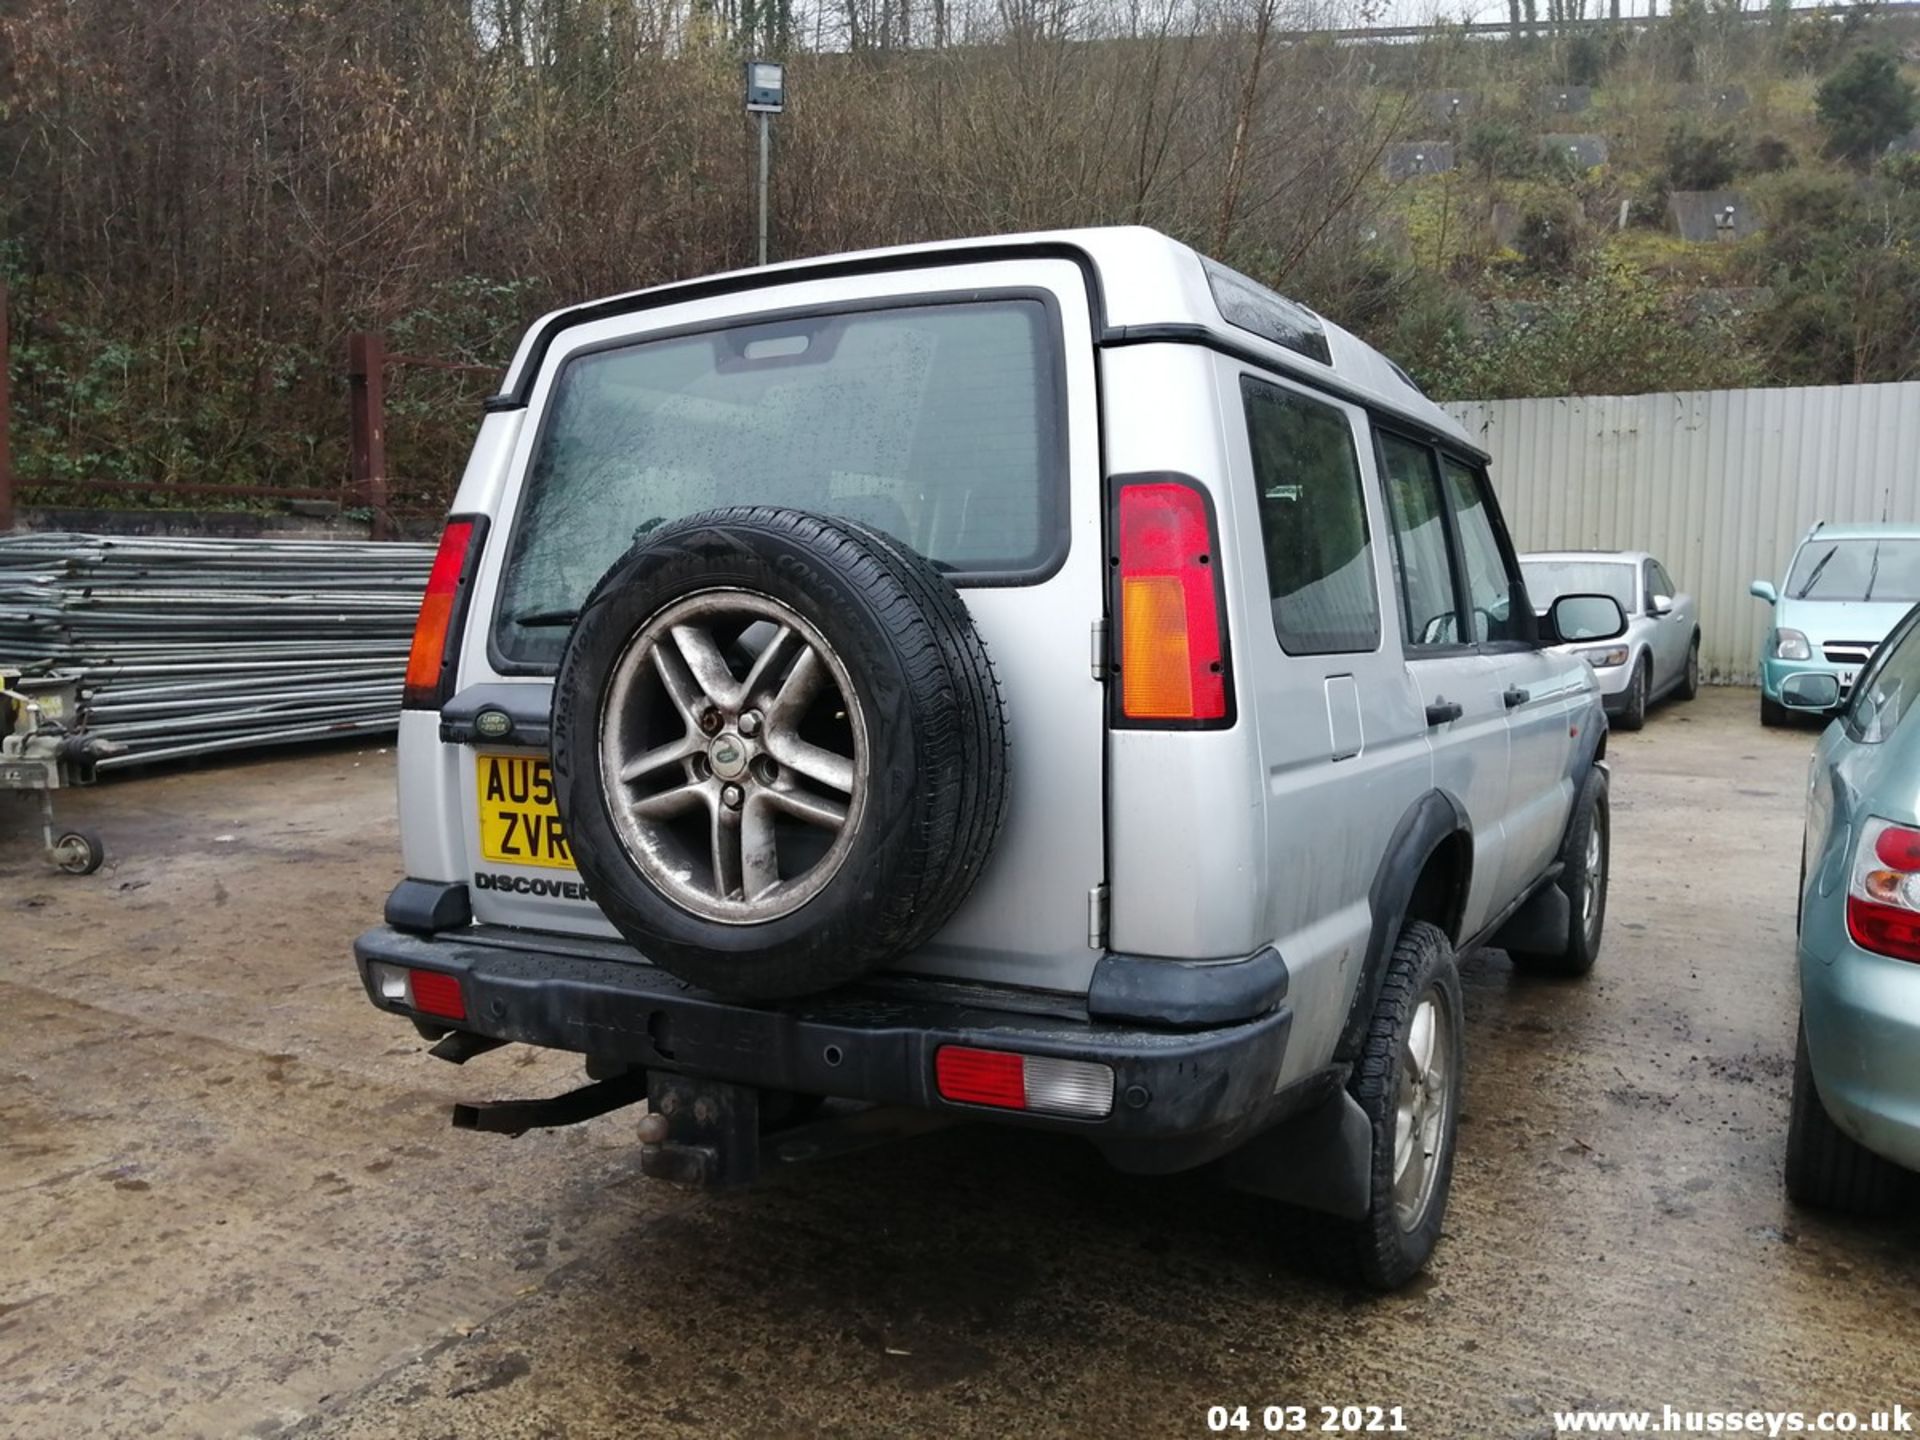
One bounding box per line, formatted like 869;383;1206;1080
1378;434;1461;648
493;298;1063;668
1240;377;1379;655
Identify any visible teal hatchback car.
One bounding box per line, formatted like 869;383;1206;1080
1751;522;1920;728
1782;607;1920;1212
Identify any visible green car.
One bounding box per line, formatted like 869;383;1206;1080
1781;609;1920;1212
1751;522;1920;728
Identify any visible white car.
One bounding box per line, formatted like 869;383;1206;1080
1522;550;1701;729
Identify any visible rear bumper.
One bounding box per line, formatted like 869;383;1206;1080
354;925;1295;1153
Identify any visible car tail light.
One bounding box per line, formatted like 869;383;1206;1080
404;518;485;710
368;962;468;1020
934;1045;1114;1118
1846;818;1920;963
1114;480;1229;724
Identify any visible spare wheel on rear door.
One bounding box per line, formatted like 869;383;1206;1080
551;506;1011;1001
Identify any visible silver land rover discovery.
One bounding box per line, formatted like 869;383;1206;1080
356;227;1628;1290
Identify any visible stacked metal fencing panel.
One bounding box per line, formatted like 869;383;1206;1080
0;532;433;768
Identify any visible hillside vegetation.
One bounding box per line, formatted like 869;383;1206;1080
0;0;1915;511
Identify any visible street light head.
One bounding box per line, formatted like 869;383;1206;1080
746;60;785;114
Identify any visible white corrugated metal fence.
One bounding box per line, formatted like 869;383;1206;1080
1445;383;1920;684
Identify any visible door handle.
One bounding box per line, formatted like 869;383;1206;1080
1425;700;1464;727
1503;686;1530;708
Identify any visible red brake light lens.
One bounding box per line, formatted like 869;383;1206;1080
1116;481;1228;723
936;1047;1026;1109
407;969;467;1020
1847;819;1920;963
404;519;480;709
1874;824;1920;872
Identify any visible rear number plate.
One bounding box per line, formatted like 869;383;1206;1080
477;753;574;869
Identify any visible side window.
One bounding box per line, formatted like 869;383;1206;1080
1653;561;1677;599
1847;611;1920;743
1378;434;1462;648
1240;376;1380;655
1440;456;1525;644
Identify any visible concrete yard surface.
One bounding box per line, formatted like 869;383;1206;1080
3;686;1918;1438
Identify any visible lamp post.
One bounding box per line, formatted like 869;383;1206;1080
745;61;786;267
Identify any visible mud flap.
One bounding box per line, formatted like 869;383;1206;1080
1216;1086;1373;1220
1491;879;1571;955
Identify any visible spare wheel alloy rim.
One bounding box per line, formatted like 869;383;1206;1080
596;587;870;924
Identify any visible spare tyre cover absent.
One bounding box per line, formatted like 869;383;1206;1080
551;507;1011;1001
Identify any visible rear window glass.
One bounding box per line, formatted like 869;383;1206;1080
493;298;1063;667
1521;560;1637;614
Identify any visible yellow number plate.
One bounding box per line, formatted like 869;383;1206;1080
476;753;575;869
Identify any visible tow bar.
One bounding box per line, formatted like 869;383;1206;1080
445;1061;953;1190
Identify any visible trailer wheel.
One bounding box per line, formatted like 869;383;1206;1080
52;827;105;875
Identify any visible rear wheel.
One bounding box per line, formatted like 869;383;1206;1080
1784;1018;1904;1215
1678;634;1701;701
1615;656;1649;731
1510;767;1608;978
1319;920;1464;1291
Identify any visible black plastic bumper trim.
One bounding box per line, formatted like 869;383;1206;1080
384;879;472;935
354;927;1292;1143
1087;945;1288;1029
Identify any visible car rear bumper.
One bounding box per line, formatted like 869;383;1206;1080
354;924;1296;1154
1801;940;1920;1174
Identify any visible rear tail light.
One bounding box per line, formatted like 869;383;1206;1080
1114;480;1230;725
934;1045;1114;1118
368;962;469;1020
404;517;486;709
1846;818;1920;963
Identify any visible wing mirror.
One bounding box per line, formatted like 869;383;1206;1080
1750;580;1779;604
1780;672;1841;712
1651;593;1674;616
1547;593;1628;644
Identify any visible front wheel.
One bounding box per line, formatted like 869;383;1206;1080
1321;920;1465;1291
1615;657;1649;731
1760;693;1791;728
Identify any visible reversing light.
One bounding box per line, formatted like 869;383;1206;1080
1847;817;1920;964
404;519;483;709
934;1046;1114;1118
1115;481;1229;723
367;961;468;1020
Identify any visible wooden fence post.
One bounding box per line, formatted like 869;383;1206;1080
0;281;14;534
346;331;390;541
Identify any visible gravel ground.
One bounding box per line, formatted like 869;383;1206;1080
3;685;1917;1439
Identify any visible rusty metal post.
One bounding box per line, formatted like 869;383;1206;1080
346;331;390;541
0;281;13;533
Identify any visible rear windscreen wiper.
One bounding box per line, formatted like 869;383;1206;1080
513;608;579;628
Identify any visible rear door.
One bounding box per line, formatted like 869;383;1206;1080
440;257;1108;992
